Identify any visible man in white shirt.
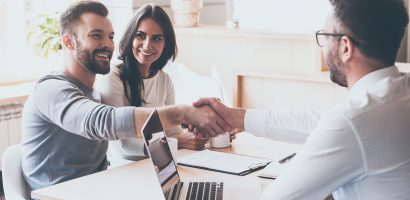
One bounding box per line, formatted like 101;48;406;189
193;0;410;199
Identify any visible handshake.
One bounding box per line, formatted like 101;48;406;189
181;97;245;139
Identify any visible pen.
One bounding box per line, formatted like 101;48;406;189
248;162;266;170
278;153;296;164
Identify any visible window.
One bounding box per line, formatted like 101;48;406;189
0;0;70;85
0;0;135;85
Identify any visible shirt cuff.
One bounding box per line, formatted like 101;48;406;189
244;109;269;137
114;106;137;139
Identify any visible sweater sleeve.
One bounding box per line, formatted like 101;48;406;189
96;68;147;159
104;70;182;160
33;78;136;140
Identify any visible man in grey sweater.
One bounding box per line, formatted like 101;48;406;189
21;1;230;191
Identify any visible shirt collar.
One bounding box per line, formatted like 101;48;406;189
349;66;400;98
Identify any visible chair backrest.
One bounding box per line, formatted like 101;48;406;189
1;144;30;200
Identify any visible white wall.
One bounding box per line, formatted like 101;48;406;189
0;3;6;73
239;75;348;111
132;0;226;25
131;0;407;64
130;0;331;35
0;0;72;85
1;0;31;84
235;0;331;34
100;0;134;65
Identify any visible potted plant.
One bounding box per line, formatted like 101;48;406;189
26;13;62;59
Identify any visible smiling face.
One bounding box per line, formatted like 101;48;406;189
72;12;114;75
132;18;165;75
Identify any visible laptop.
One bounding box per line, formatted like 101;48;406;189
141;109;261;200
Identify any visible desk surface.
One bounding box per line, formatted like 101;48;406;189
31;133;301;200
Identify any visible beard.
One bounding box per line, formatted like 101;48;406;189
327;45;347;87
74;40;111;75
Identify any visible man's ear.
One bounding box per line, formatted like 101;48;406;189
62;33;75;50
339;36;354;62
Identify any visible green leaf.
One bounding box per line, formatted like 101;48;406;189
41;37;54;49
52;42;62;52
26;12;62;58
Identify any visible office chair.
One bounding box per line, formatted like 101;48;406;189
1;144;30;200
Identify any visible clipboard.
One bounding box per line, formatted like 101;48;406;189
177;150;272;176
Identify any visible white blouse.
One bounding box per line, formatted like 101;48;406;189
96;66;182;161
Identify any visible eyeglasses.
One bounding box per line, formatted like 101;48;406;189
315;30;360;48
315;30;345;47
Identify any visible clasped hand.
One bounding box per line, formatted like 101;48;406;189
182;97;241;139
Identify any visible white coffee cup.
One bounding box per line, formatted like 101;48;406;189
167;137;178;161
210;133;231;148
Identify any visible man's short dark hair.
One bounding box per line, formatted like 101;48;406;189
330;0;409;64
59;1;108;35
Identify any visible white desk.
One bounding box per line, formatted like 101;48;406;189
31;133;301;200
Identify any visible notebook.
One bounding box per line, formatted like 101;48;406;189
141;109;261;200
178;150;271;176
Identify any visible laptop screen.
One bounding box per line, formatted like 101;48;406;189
142;110;181;193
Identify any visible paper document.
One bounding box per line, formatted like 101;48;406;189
178;150;271;176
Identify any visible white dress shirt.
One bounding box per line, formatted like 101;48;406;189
245;66;410;199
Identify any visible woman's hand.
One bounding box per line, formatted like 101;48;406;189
176;132;209;150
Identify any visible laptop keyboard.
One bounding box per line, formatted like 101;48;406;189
166;181;224;200
186;182;223;200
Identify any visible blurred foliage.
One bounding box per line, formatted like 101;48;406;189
26;13;62;59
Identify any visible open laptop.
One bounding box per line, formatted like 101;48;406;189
141;109;261;200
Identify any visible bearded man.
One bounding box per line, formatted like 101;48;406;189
21;1;230;192
193;0;410;199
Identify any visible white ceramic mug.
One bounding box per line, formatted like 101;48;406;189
210;133;231;148
167;137;178;161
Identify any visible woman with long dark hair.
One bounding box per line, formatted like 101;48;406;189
97;4;208;162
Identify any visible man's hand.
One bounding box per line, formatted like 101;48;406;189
192;97;246;130
182;104;232;138
176;132;209;150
